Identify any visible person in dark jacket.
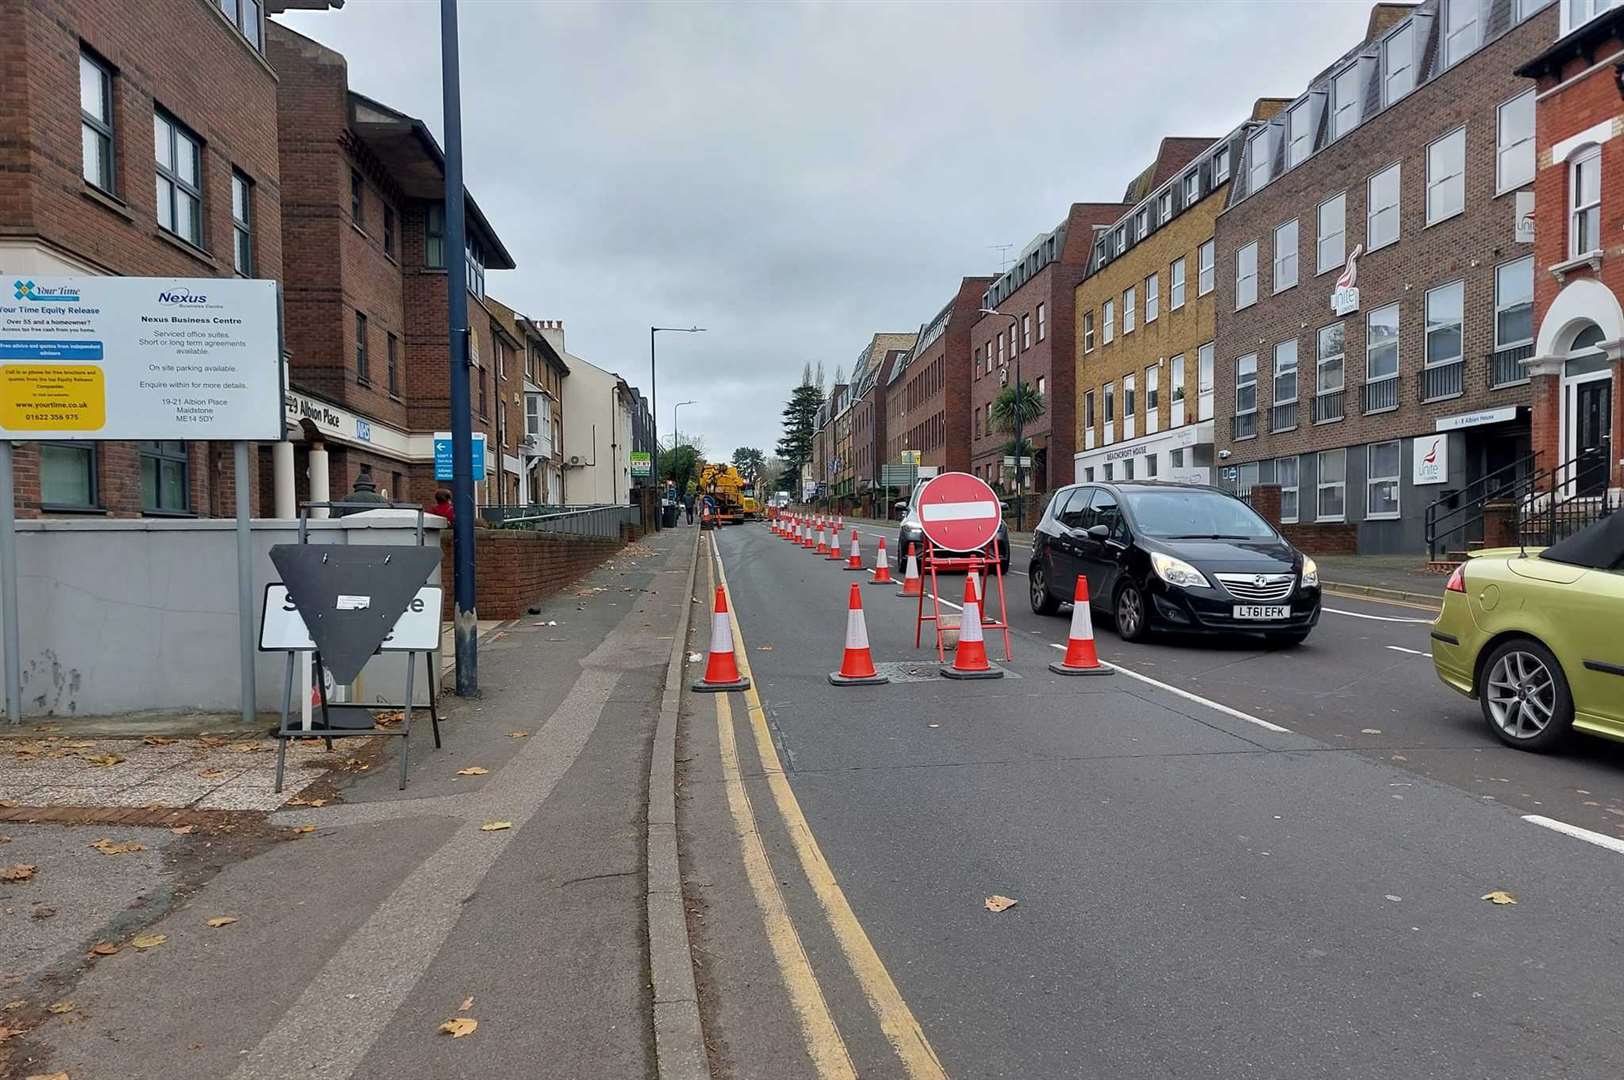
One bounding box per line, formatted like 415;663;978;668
339;466;389;515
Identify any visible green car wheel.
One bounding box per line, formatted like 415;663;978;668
1480;637;1574;752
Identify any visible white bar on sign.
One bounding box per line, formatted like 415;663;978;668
921;501;998;522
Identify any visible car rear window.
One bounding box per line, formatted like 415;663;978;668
1122;490;1275;540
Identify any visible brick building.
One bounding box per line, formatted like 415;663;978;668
1214;0;1553;554
839;332;915;512
887;277;993;476
1516;0;1624;511
1;0;301;517
489;304;569;507
968;203;1128;494
267;23;518;514
1074;131;1267;486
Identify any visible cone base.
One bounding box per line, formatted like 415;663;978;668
897;587;922;597
941;663;1005;680
692;677;751;693
1048;660;1114;676
844;564;865;571
868;576;894;585
828;671;888;686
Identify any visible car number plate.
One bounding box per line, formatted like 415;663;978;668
1233;605;1290;620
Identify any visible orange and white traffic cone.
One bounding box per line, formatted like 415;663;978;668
692;585;751;692
941;573;1003;680
829;582;887;686
827;526;846;561
1050;576;1113;676
804;519;816;549
869;539;894;585
815;520;828;554
897;543;922;597
844;529;864;570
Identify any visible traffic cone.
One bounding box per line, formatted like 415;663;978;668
869;539;894;585
941;573;1003;680
844;530;864;570
1050;576;1113;676
804;519;816;549
815;521;829;555
827;526;846;561
692;586;751;692
829;582;887;686
897;543;922;597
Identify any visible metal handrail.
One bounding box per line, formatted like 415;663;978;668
1516;454;1620;548
1424;451;1537;560
497;503;640;539
1486;343;1533;389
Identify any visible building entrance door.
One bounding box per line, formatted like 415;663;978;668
1569;376;1612;497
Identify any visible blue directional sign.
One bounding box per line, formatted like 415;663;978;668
433;431;486;482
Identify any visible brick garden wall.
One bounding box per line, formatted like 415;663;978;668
438;529;625;621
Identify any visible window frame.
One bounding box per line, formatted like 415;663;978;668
1273;218;1299;293
1424;279;1465;370
1277;456;1300;524
1198;240;1215;296
230;169;253;276
1316;447;1347;522
1145;273;1160;322
1104;380;1116;423
1382;21;1415;107
1366;162;1401;251
1317;322;1346;394
1569;145;1602;258
1213;144;1231;184
1103;299;1115;344
1235;352;1259;422
1496;90;1535;195
139;440;191;515
1248;127;1272;193
39;442;99;511
1366;302;1400;383
1235;241;1258;310
355;309;370;384
1036;302;1046;341
383;205;396;256
1330;63;1362;141
351;169;365;228
1123;286;1136;334
153;108;203;248
1170;354;1186;405
1146;364;1159;415
1124;373;1137;420
1444;0;1482;67
1274;339;1299;405
1170;257;1186;310
79;51;115;194
1021;313;1032;349
1316;191;1347;275
426;203;446;269
1287;99;1313;169
1366;440;1402;520
1182;171;1199;205
1083;311;1095;353
1494;255;1535;349
1425;127;1467;227
1084;389;1096;429
386;331;400;397
1157;190;1173;225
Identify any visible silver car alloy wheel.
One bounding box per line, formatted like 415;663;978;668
1117;586;1143;638
1485;649;1556;739
1030;564;1046;607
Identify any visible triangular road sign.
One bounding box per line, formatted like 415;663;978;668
268;544;443;684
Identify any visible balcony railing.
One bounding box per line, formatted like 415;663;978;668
1270;401;1298;432
1362;376;1398;415
1419;358;1465;402
1487;342;1533;389
1232;412;1257;440
1312;389;1344;424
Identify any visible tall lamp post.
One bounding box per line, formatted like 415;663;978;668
980;307;1027;530
649;326;706;492
672;400;697;449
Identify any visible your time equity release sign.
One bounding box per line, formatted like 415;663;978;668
0;277;281;440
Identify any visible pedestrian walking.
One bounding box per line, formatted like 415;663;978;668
684;494;695;525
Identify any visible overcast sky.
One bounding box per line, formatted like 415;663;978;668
278;0;1374;461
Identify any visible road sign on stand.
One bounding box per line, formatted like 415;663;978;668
915;471;1002;553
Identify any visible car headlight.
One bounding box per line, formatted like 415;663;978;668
1150;551;1210;589
1300;556;1319;588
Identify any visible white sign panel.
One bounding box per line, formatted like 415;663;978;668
0;276;281;439
1412;433;1449;486
1435;405;1517;432
259;584;442;652
1514;190;1535;244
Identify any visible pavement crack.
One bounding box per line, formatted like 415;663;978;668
557;869;639;887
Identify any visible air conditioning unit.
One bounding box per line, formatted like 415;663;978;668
568;454;583;466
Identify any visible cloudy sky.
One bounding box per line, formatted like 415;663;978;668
279;0;1373;461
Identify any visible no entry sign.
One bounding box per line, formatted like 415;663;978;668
916;472;1001;552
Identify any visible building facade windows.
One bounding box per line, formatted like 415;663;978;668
1198;240;1215;296
1444;0;1482;67
1287;99;1313;168
153;110;202;247
1495;256;1534;352
1383;22;1416;106
41;444;96;509
1103;299;1115;344
383;206;395;256
1170;354;1186;425
1423;280;1465;400
1171;257;1186;309
1183;171;1199;205
231;170;252;276
1273;339;1299;432
350;169;364;226
1277;456;1300;523
1426;129;1466;225
1316;448;1347;521
1570;146;1601;256
1145;274;1159;322
1317;192;1346;274
1235;241;1258;310
1367;163;1401;250
355;310;369;383
1316;322;1347;422
80;52;115;192
426;203;446;268
1198;342;1215;421
1273;218;1298;292
1124;373;1137;438
216;0;264;50
1146;365;1159;433
1022;313;1032;349
387;332;400;396
140;441;189;514
1331;64;1361;141
1158;190;1172;225
1037;302;1046;341
1497;91;1535;193
1234;352;1258;439
1366;303;1400;412
1136;207;1150;240
1083;311;1095;352
1560;0;1617;36
1214;144;1231;183
1367;440;1401;518
1248;128;1272;193
1124;286;1137;333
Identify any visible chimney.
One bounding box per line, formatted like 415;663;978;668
535;318;565;353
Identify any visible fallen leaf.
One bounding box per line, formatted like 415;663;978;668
197;769;227;779
3;1001;23;1011
456;767;489;777
757;645;774;651
143;736;178;746
506;731;528;739
1360;728;1383;736
130;933;166;950
169;825;196;836
984;895;1018;912
1385;894;1403;903
0;1027;24;1042
439;1017;478;1038
24;1073;69;1080
88;942;120;957
291;825;316;835
227;742;271;754
687;652;702;663
1;864;36;882
373;710;405;727
82;753;125;767
0;835;9;844
459;996;474;1011
46;1001;75;1014
0;800;17;808
479;821;512;832
206;917;238;928
90;838;146;855
1481;890;1518;906
31;905;56;920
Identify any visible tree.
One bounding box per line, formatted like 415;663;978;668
661;442;704;497
775;376;824;477
990;383;1045;434
762;455;789;493
731;447;766;488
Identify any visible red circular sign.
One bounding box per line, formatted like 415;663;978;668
916;472;1001;553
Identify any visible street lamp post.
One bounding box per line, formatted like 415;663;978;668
980;307;1026;530
650;326;706;492
673;400;697;450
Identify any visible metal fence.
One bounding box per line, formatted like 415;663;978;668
494;503;641;538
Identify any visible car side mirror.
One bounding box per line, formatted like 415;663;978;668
1087;524;1110;539
893;501;908;512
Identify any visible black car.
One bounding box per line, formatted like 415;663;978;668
1028;481;1321;646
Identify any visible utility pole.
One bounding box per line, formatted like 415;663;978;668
442;0;477;695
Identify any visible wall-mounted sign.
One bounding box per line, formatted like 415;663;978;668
433;431;487;481
1435;405;1518;432
0;276;280;439
1514;190;1535;244
630;451;652;478
1412;433;1449;485
1331;244;1362;317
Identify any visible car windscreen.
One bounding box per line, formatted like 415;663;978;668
1121;490;1275;540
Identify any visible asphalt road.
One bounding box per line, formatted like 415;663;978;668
680;520;1624;1080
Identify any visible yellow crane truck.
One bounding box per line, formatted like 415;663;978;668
698;462;750;526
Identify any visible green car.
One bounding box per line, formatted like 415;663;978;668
1432;513;1624;751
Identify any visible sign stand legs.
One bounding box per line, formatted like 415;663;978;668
0;441;18;724
234;440;256;729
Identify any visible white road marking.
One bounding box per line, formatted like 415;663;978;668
1047;643;1292;734
1324;607;1434;625
1522;814;1624;857
1384;645;1432;658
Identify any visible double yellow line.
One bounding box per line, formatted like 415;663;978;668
708;536;947;1080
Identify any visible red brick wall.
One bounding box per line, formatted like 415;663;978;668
4;0;279;518
1246;484;1355;554
438;529;625;620
891;277;992;474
